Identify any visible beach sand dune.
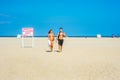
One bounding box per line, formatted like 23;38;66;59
0;38;120;80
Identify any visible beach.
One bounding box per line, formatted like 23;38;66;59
0;37;120;80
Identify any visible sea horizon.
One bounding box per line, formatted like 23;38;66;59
0;35;119;38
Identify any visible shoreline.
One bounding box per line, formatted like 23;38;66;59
0;36;120;39
0;35;119;38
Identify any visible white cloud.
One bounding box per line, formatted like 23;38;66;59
0;21;11;24
0;13;16;18
0;13;11;17
0;13;15;24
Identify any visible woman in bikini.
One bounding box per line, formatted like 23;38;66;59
48;29;54;52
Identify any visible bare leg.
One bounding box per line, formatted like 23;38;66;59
58;40;63;52
58;45;60;52
58;45;62;52
60;46;63;52
50;46;53;52
50;41;53;52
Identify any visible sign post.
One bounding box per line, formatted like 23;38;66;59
22;28;34;48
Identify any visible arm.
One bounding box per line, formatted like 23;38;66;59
63;32;66;37
56;33;59;42
48;34;50;40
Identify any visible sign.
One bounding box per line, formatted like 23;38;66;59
22;28;34;48
22;28;33;37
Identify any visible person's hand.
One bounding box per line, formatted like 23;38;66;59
56;38;58;43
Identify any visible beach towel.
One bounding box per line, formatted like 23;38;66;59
48;40;51;47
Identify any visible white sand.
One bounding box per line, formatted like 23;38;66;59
0;37;120;80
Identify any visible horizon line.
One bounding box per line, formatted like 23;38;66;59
0;36;119;38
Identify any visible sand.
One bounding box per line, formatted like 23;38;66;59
0;37;120;80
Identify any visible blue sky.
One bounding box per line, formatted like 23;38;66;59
0;0;120;36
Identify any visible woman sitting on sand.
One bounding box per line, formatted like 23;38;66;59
48;29;54;52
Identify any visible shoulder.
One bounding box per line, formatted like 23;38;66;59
48;33;51;36
62;32;65;35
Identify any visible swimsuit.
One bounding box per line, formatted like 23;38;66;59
58;32;65;46
58;39;64;46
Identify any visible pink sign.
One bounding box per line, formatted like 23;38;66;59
22;28;34;37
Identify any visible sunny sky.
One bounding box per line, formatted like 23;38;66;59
0;0;120;36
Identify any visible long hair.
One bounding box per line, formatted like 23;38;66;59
48;29;52;34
